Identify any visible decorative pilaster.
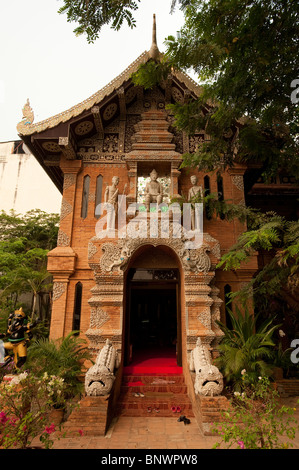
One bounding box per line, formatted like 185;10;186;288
171;161;181;199
47;246;77;339
57;158;82;246
127;162;137;205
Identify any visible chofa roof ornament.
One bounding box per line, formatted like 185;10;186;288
17;98;34;133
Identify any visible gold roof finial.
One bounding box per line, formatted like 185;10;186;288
149;14;160;61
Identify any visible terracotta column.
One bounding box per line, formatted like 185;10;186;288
47;157;82;339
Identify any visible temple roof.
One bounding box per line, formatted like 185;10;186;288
16;15;204;192
17;15;202;138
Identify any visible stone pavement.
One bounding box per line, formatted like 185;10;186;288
30;396;299;450
48;416;219;450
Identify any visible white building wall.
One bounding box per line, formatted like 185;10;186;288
0;141;62;214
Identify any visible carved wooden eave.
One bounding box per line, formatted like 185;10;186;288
17;53;202;138
17;43;204;193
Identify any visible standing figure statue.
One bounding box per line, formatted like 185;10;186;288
104;176;119;231
0;307;37;370
145;169;163;211
188;175;203;230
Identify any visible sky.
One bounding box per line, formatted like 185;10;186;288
0;0;189;142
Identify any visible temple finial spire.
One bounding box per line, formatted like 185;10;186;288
149;14;160;60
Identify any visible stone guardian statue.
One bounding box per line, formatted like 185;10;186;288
85;339;120;396
189;337;223;397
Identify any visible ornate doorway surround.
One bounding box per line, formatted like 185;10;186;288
86;221;223;371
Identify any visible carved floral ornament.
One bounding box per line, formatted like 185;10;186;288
89;230;220;275
232;174;244;192
52;282;66;302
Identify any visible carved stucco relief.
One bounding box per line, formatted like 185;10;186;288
57;230;70;247
60;198;73;221
52;282;66;302
63;173;76;191
232;175;244;192
98;232;212;275
89;306;110;329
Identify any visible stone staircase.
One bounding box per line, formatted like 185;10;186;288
116;373;194;418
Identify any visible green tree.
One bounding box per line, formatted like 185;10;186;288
0;210;59;322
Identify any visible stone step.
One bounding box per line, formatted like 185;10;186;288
117;373;194;418
116;399;194;418
120;384;188;395
122;374;185;384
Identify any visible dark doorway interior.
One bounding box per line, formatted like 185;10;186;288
124;268;181;366
130;288;177;351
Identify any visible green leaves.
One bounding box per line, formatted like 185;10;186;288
215;305;280;389
58;0;141;43
131;59;172;89
27;332;92;398
165;0;299;178
212;376;299;449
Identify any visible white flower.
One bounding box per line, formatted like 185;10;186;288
241;369;246;375
9;372;28;386
258;376;262;380
279;330;285;337
234;391;241;396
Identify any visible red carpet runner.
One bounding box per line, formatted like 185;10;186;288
123;348;182;375
117;347;193;417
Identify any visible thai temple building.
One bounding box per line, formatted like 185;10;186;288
16;16;297;435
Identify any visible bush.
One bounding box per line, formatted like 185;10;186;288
27;331;92;399
0;371;66;448
212;374;299;449
215;306;280;390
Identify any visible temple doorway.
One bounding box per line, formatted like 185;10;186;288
124;266;182;367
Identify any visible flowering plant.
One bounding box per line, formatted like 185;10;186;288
42;372;67;409
0;371;66;448
211;374;299;449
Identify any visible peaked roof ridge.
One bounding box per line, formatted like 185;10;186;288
17;51;203;137
17;50;149;136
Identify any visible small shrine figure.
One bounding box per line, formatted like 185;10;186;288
188;175;203;230
0;307;37;369
104;176;119;231
145;169;163;211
